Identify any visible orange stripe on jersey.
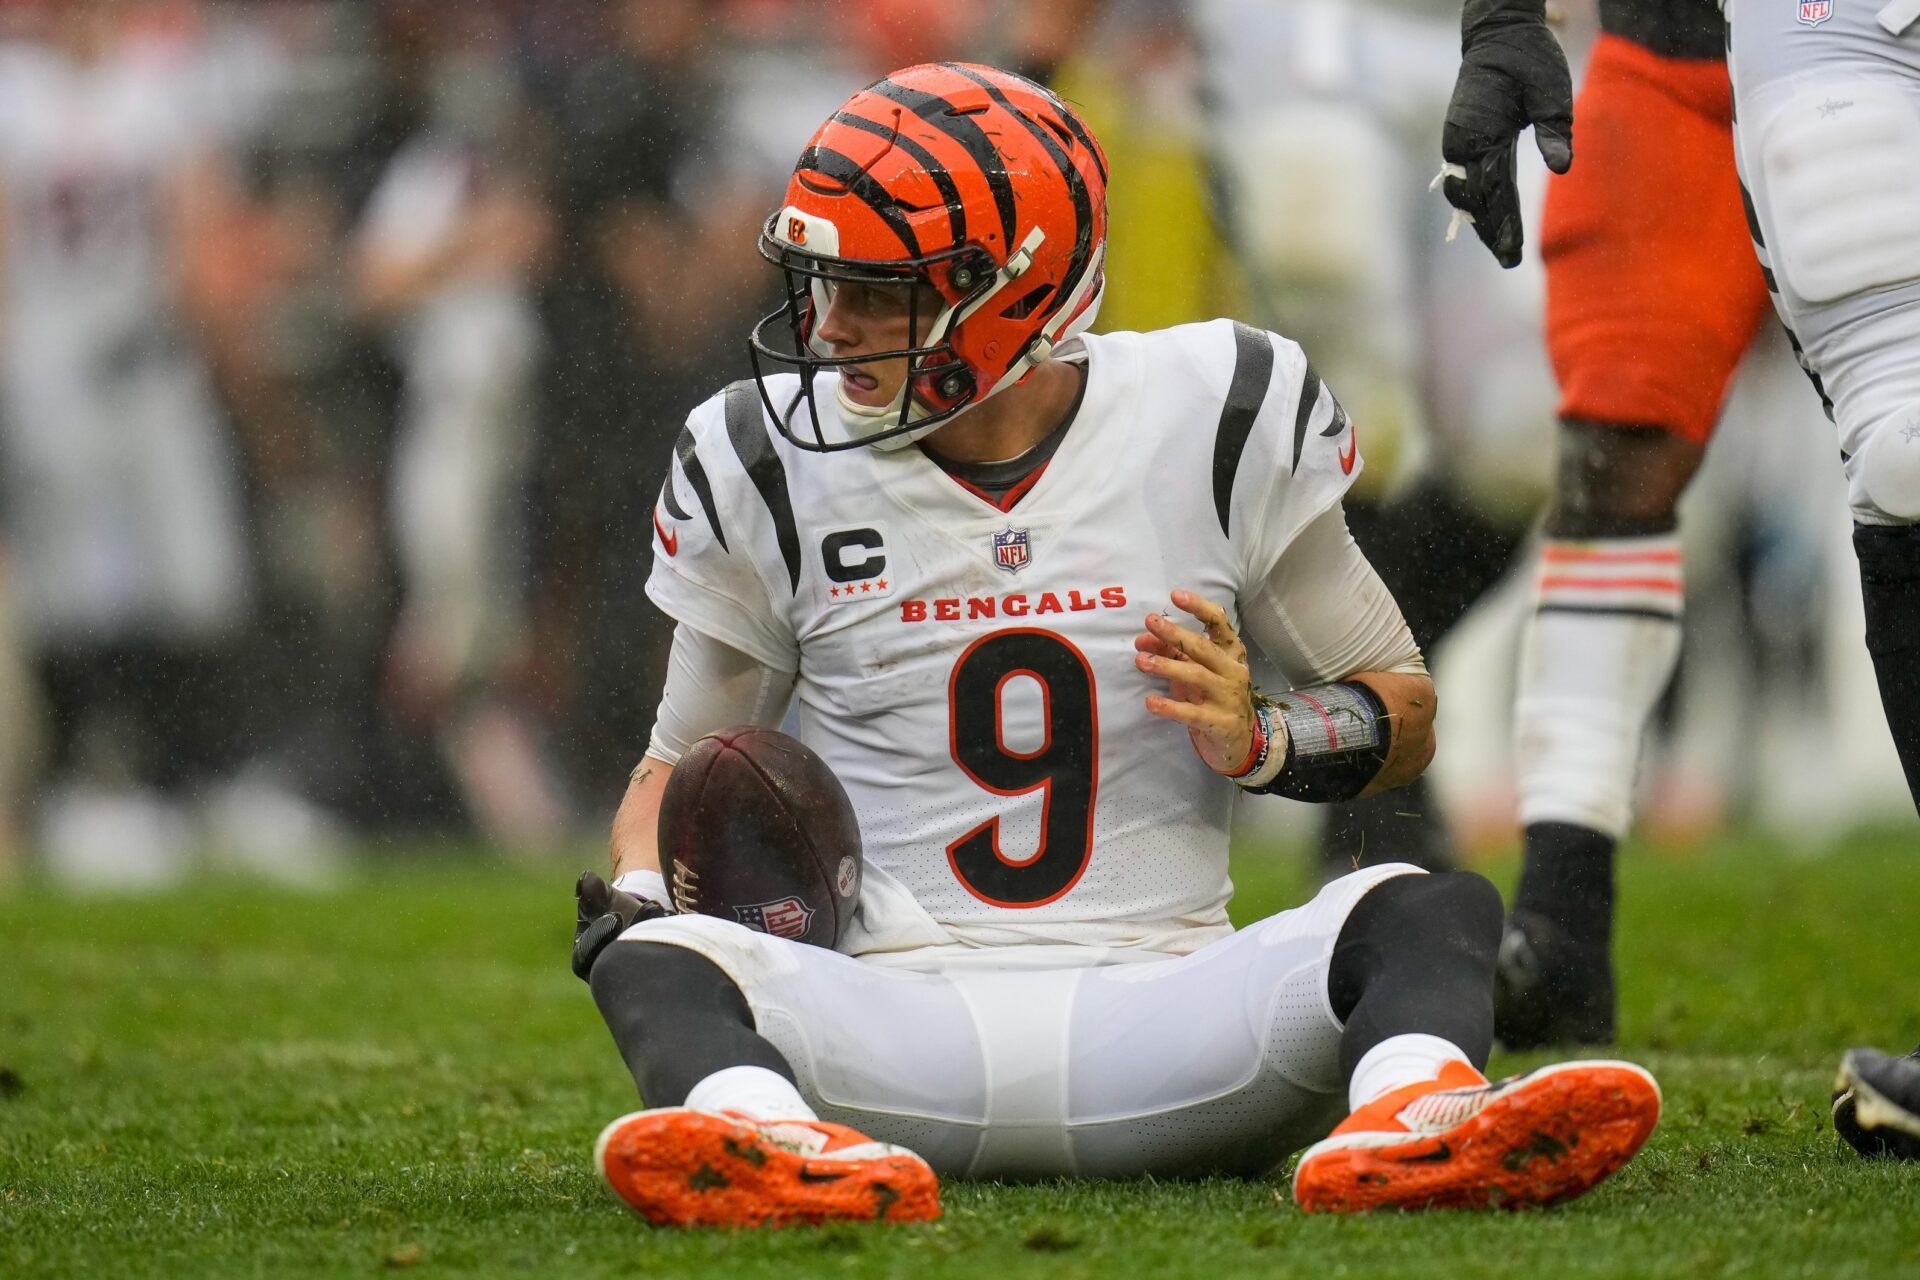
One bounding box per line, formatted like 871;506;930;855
1540;547;1683;565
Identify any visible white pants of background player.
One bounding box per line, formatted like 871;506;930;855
1727;0;1920;526
617;862;1423;1180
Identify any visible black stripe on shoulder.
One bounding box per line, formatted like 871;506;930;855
1211;322;1276;536
830;111;965;246
1291;362;1324;474
723;380;802;593
1318;395;1350;438
867;76;1018;250
658;476;690;522
796;146;921;259
671;425;725;550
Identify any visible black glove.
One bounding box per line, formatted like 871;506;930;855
1440;0;1574;268
572;869;669;982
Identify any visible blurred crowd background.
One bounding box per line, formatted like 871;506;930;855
0;0;1903;890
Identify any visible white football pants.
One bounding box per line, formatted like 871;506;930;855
616;862;1424;1179
1728;0;1920;525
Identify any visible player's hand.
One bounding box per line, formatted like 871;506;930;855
572;870;669;982
1438;0;1573;269
1134;590;1258;775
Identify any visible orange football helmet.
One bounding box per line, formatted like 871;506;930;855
749;62;1109;451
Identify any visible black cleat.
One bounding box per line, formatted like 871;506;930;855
1493;909;1616;1050
1833;1045;1920;1160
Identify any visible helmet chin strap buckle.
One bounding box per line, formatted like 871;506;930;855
1000;227;1045;283
934;226;1050;347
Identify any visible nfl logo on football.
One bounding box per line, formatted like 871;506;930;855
992;527;1031;574
1798;0;1831;25
734;896;815;940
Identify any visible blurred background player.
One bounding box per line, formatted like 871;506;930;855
350;3;563;850
1493;0;1771;1048
538;0;790;811
0;0;255;883
1724;0;1920;1145
1498;0;1920;1051
1728;0;1920;810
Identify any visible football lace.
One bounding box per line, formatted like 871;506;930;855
671;861;702;912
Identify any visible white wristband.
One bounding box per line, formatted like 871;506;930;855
613;869;671;906
1234;702;1292;790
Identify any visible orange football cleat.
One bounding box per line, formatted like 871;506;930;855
595;1108;941;1228
1293;1059;1660;1213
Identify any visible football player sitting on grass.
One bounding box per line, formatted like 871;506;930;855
570;63;1661;1227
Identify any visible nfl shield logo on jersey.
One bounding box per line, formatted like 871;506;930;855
992;527;1031;574
1798;0;1831;25
733;896;815;940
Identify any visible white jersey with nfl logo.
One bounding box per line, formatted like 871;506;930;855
646;319;1360;959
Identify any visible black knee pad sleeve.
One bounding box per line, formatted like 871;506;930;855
1328;872;1503;1075
1328;872;1502;1020
590;940;795;1106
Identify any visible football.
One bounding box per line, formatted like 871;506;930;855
656;726;863;949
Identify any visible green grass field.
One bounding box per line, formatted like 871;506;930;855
3;832;1917;1278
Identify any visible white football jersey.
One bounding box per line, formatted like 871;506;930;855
646;320;1360;957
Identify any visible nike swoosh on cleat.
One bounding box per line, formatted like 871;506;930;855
1400;1142;1453;1164
797;1167;852;1184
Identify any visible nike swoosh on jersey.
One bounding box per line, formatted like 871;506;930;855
654;506;679;556
1338;431;1358;475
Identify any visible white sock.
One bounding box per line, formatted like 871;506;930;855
682;1065;817;1123
1514;533;1685;837
1348;1034;1476;1112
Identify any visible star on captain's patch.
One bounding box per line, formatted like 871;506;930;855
1901;420;1920;444
1816;97;1854;118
